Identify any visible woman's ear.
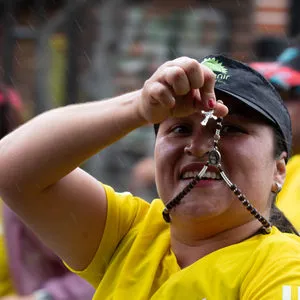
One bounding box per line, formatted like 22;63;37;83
273;152;287;187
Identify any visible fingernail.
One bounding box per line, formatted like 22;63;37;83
208;99;215;109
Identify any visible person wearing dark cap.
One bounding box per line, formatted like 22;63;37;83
0;55;300;299
250;39;300;233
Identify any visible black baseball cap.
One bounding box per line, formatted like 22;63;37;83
201;55;292;159
154;55;292;158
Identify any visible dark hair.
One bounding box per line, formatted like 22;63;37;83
154;123;159;135
270;128;299;235
0;100;9;138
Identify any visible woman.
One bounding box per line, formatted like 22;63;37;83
0;55;299;299
0;85;94;300
250;38;300;232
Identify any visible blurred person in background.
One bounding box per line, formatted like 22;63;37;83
0;84;95;300
94;124;158;202
129;154;156;199
250;35;300;232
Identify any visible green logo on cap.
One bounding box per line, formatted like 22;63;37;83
201;57;230;82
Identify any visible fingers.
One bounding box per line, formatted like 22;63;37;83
165;66;191;96
156;57;215;98
140;56;219;123
166;57;205;89
144;81;175;108
214;100;229;118
199;64;217;109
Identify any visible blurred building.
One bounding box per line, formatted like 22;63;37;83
0;0;95;117
255;0;289;34
0;0;297;198
251;0;291;61
82;0;256;199
1;0;294;112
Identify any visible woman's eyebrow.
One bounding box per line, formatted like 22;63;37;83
225;110;266;125
226;103;258;118
226;108;246;118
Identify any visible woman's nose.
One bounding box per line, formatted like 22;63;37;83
184;135;214;157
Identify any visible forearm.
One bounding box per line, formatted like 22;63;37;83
0;90;146;196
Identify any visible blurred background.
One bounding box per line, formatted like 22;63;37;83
0;0;299;200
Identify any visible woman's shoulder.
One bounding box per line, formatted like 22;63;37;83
102;183;165;225
220;227;300;266
240;228;300;299
256;227;300;257
103;183;162;208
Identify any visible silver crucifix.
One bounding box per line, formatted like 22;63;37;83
201;110;217;126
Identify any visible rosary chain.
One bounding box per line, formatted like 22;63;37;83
162;111;272;234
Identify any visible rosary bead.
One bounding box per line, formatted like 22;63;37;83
263;227;272;234
230;184;237;191
246;204;252;210
162;209;171;223
234;188;241;195
238;194;245;201
241;199;248;205
190;180;196;187
214;134;221;141
180;191;187;197
216;123;222;130
168;202;175;208
262;219;270;226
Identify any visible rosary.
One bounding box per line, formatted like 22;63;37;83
162;108;272;234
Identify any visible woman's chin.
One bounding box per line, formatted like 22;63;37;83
171;199;227;221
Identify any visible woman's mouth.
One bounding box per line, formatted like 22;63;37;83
181;170;222;180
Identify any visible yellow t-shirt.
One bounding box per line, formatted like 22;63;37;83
72;185;300;299
277;155;300;231
0;202;15;296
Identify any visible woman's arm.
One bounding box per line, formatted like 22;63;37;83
0;57;222;271
0;91;146;271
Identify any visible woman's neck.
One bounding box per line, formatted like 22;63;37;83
170;219;262;268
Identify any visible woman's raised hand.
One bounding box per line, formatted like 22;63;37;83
138;56;228;124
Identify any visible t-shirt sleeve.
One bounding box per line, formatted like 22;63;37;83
241;235;300;299
68;184;150;287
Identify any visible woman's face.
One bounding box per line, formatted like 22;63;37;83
154;96;286;228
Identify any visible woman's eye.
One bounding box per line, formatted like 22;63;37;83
170;125;191;135
221;124;246;135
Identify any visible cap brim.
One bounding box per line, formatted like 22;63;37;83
202;54;291;158
214;87;277;126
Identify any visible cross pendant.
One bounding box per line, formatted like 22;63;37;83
201;110;217;126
